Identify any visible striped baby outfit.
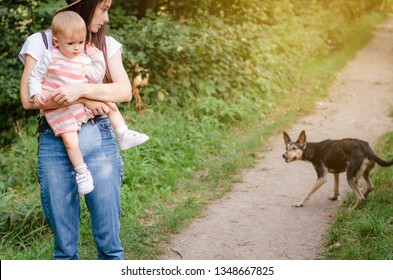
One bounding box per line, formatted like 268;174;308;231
29;46;105;136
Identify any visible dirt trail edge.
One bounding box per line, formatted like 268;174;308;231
160;18;393;260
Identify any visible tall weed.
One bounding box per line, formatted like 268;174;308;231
0;121;47;255
0;1;391;259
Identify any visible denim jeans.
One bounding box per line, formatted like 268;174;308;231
37;117;124;259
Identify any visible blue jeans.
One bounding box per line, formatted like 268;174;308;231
37;117;124;260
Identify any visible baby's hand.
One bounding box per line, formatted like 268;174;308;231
42;91;51;101
33;94;48;107
86;43;101;56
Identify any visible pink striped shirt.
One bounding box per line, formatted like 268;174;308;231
28;47;106;136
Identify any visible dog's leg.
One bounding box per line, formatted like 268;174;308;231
347;158;372;209
362;161;375;198
293;177;327;207
329;173;340;201
347;179;365;209
362;173;374;198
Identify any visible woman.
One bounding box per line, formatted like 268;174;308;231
19;0;131;260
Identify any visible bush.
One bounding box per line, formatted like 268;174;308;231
1;0;392;256
110;0;381;123
0;0;56;145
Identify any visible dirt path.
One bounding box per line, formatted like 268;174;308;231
160;18;393;260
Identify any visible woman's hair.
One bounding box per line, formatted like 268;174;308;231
51;11;86;40
68;0;112;82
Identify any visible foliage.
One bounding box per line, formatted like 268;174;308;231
0;121;47;252
0;0;60;145
2;0;392;146
1;0;393;259
110;0;393;121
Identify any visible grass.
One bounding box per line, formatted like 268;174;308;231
0;12;390;259
322;131;393;260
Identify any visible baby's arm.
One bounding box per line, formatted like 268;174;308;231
85;43;106;83
28;51;51;103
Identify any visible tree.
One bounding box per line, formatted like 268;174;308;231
0;0;53;145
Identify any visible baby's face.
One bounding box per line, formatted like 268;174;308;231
54;32;85;59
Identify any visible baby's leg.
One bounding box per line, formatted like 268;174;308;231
61;132;94;194
107;104;125;130
61;132;84;168
107;105;149;150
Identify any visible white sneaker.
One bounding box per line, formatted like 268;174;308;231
76;170;94;195
118;129;150;150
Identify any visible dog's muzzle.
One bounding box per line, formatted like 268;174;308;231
282;154;295;163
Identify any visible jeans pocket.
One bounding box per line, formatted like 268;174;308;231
97;119;115;139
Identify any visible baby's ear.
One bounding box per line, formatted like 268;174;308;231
52;37;59;46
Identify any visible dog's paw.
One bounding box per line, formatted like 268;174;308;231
292;202;304;208
352;199;364;209
329;195;338;201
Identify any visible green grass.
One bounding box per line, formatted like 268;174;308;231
0;12;389;259
322;131;393;260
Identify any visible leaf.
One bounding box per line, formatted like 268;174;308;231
157;91;166;101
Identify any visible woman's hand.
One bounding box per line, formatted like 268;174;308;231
51;83;88;105
82;99;118;115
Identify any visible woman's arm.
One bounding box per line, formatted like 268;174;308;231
20;51;130;111
82;99;118;115
20;54;73;110
20;54;39;110
51;49;132;105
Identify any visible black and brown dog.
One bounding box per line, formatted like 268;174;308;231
282;130;393;209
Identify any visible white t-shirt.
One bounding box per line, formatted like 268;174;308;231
19;29;122;64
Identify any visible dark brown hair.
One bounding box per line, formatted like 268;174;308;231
67;0;112;82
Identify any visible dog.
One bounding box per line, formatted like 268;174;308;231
282;130;393;209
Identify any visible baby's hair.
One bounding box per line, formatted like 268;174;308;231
51;11;86;39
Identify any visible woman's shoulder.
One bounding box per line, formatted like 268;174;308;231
105;35;121;45
19;30;53;64
24;30;53;48
105;35;123;59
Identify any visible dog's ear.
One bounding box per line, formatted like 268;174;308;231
283;132;291;146
298;130;307;148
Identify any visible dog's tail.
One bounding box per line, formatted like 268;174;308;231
359;140;393;166
369;153;393;167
